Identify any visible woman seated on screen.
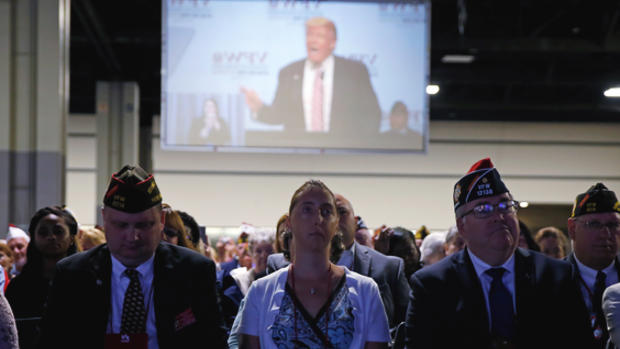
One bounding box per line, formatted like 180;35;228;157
238;180;389;349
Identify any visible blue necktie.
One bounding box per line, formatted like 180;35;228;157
486;267;515;340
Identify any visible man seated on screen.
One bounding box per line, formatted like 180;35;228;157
241;17;382;139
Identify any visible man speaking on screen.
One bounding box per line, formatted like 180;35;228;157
241;17;382;141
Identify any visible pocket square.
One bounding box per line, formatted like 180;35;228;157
174;307;197;332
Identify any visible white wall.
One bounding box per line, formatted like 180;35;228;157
67;114;620;231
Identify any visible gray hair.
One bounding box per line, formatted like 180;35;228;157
248;228;275;254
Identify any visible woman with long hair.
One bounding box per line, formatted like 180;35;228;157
6;206;78;349
238;180;389;348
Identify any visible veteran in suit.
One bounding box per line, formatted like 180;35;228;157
266;193;410;328
566;183;620;348
405;158;591;348
241;17;381;140
38;165;227;348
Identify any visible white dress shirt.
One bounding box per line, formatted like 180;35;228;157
574;255;618;312
302;55;334;132
467;249;516;330
107;254;158;349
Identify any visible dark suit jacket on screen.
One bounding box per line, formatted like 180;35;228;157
38;243;228;349
405;247;591;348
266;241;411;327
257;56;382;138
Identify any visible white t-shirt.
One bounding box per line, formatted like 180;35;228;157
238;266;390;348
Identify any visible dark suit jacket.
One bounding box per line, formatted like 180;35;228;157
405;247;591;348
567;253;620;348
38;243;228;349
257;56;381;139
266;241;411;327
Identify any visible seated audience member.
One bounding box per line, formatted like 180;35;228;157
6;225;29;277
76;226;106;251
161;204;198;252
603;283;620;349
176;210;201;247
215;236;234;264
6;206;78;349
0;243;14;280
372;226;421;280
444;224;465;256
355;216;373;247
566;183;620;347
419;231;447;267
414;225;429;248
238;180;390;348
0;292;18;349
221;229;275;328
534;226;568;259
405;158;591;348
221;224;255;274
274;214;288;253
38;165;228;348
518;220;540;252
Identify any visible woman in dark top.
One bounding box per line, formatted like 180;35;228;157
188;98;231;145
5;206;78;349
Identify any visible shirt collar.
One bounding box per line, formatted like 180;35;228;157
574;254;616;280
305;54;334;72
467;248;515;278
111;253;155;279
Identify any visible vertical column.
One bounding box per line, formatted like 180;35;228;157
96;81;140;224
0;0;69;232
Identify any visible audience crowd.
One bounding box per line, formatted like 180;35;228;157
0;158;619;349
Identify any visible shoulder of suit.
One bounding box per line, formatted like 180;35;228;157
280;59;306;74
56;243;109;270
156;242;214;267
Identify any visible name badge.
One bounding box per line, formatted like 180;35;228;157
104;333;148;349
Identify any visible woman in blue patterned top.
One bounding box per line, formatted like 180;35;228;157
239;180;390;348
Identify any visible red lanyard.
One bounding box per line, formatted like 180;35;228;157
290;263;332;348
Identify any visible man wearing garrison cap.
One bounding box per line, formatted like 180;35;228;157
566;183;620;348
39;165;227;348
405;158;591;348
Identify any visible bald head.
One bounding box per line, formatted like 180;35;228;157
335;194;357;248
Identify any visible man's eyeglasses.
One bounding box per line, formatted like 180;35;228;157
460;200;520;219
578;220;620;232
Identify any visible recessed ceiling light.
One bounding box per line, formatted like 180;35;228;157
441;54;475;64
426;85;439;95
604;87;620;97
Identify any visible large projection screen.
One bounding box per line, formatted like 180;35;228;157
162;0;430;153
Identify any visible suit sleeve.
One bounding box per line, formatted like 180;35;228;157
405;273;436;348
391;257;412;326
196;258;229;348
256;68;292;126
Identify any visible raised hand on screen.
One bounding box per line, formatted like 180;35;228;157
240;87;263;114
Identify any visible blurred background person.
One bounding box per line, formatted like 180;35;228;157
6;225;29;277
221;228;275;329
162;204;198;252
355;216;373;247
373;226;421;281
215;236;235;265
518;220;540;252
188;98;231;145
385;101;418;136
443;225;465;256
177;210;202;248
6;206;78;349
273;214;288;253
0;243;14;281
419;231;446;267
414;225;429;248
535;226;569;259
76;226;105;251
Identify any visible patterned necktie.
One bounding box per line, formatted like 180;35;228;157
120;268;146;334
593;271;607;340
311;69;324;132
486;267;515;340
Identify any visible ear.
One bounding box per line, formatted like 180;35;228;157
456;217;466;240
567;218;576;240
